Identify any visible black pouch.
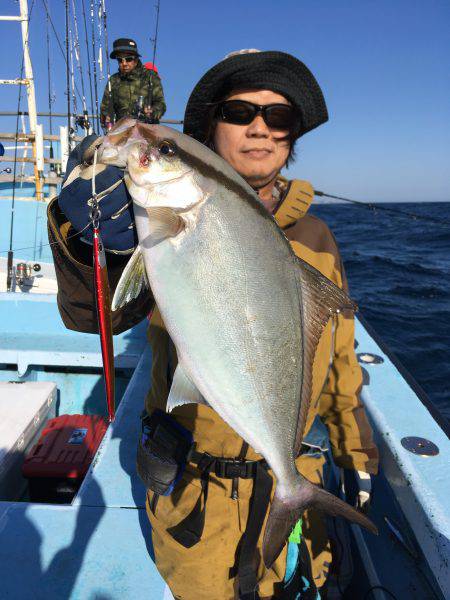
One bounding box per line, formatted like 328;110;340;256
136;409;194;496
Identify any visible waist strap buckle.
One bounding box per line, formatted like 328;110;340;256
214;458;256;479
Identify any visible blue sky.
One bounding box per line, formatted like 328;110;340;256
1;0;449;201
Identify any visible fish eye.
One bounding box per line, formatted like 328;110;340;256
158;140;176;157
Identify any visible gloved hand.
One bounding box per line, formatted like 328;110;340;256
341;468;372;514
58;134;137;253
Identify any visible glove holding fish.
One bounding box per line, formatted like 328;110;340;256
97;117;377;568
58;128;137;254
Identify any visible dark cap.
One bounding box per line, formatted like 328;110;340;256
110;38;140;59
183;50;328;143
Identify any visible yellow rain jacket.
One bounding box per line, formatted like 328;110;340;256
47;178;378;599
143;179;378;598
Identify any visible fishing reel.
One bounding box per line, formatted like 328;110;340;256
75;114;91;131
14;262;41;287
134;96;159;125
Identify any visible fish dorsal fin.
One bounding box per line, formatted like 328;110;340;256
294;257;357;456
111;246;149;311
167;364;210;412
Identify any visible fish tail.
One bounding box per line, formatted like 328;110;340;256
262;477;377;568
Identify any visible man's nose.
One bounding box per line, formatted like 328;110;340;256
246;114;270;136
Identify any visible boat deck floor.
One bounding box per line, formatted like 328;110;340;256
0;347;173;600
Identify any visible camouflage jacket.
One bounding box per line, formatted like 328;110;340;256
100;60;166;124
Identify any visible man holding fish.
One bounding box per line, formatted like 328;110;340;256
49;50;378;599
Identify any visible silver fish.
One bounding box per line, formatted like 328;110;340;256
104;118;377;567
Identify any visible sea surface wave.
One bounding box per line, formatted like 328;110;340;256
311;201;450;420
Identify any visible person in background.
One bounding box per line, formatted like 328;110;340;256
49;49;378;599
100;38;166;129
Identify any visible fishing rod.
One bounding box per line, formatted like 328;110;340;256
101;0;112;83
314;190;450;227
7;0;37;291
64;0;72;138
81;0;95;123
90;0;101;132
70;0;90;131
7;58;26;292
100;0;113;126
148;0;161;117
45;7;54;169
68;24;78;126
41;0;83;107
96;0;104;81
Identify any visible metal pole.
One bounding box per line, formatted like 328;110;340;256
65;0;72;140
19;0;43;200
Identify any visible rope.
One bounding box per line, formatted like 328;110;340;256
315;190;450;228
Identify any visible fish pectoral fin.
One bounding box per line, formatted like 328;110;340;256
145;207;185;241
167;364;210;412
111;246;149;311
293;257;358;455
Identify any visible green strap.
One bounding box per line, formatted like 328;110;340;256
289;518;303;544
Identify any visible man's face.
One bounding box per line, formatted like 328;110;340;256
117;54;138;74
213;89;291;189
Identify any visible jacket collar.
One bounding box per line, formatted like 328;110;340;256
273;176;314;229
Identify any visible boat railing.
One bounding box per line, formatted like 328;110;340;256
0;115;183;200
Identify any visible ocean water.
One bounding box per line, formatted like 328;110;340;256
310;201;450;420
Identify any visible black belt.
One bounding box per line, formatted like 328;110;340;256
190;449;265;479
166;450;272;599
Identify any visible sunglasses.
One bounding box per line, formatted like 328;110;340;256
215;100;297;130
117;56;135;64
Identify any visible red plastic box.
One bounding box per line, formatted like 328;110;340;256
22;414;107;503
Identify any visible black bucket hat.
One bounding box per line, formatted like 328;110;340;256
110;38;140;59
183;50;328;143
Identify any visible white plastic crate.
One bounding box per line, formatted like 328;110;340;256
0;381;57;500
